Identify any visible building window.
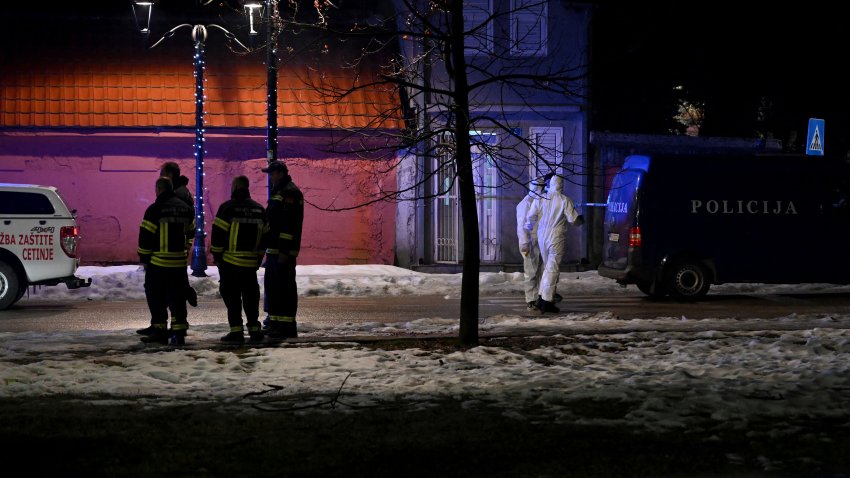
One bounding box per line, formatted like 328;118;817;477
529;126;562;179
464;0;493;55
510;0;547;56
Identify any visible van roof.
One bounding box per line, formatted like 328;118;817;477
622;152;839;173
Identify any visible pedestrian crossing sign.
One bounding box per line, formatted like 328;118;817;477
806;118;824;156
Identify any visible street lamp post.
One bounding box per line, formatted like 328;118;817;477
243;0;280;194
264;0;280;169
131;1;257;278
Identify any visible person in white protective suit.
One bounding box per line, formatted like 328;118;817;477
517;178;546;311
524;173;584;314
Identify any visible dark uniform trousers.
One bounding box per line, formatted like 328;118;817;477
144;263;189;333
264;254;298;329
220;262;261;330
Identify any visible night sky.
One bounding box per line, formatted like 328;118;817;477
2;1;846;155
590;2;849;156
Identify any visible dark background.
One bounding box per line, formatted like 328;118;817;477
3;1;846;155
590;2;849;156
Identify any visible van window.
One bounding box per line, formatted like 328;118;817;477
605;169;641;227
603;169;642;269
0;191;56;215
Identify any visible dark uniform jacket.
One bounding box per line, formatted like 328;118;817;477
266;178;304;257
138;191;195;267
174;176;194;209
210;189;267;268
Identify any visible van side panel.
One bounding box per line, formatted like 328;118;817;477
600;153;850;289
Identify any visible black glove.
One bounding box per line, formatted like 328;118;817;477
186;286;198;307
573;215;585;227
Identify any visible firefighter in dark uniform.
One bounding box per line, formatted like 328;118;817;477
137;177;195;345
262;161;304;339
211;175;267;344
160;161;198;308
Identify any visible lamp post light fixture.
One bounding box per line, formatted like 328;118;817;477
131;1;252;278
131;1;155;46
243;1;263;45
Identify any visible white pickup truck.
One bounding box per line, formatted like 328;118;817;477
0;183;91;309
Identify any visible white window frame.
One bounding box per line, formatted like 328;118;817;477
433;135;460;263
510;0;547;57
464;0;493;56
471;131;500;262
529;126;562;180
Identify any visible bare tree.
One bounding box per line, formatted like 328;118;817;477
274;0;589;345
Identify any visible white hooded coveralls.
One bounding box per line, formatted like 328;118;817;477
517;181;545;303
524;175;581;302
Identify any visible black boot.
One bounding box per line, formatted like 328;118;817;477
140;330;169;345
170;321;189;346
526;300;540;312
267;321;298;339
248;331;265;343
136;325;158;336
220;331;245;345
247;324;265;343
553;292;563;303
535;297;560;314
170;330;186;346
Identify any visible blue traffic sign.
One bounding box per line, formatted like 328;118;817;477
806;118;824;156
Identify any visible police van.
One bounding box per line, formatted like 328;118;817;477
0;183;91;309
597;153;850;300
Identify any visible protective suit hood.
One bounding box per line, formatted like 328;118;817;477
531;179;545;196
517;178;546;249
546;175;563;196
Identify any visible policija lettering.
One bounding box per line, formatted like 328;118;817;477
0;233;55;260
691;200;798;215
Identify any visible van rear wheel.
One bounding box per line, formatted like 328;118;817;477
665;260;710;301
0;261;21;310
636;281;667;299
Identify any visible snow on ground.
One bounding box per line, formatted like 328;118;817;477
2;265;850;445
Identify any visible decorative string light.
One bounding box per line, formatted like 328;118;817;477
190;29;208;276
131;2;257;276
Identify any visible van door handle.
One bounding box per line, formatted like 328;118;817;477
39;220;47;225
3;220;9;225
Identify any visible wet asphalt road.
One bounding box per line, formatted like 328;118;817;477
4;291;850;333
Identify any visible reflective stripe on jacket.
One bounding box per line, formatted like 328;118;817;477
210;190;267;268
138;192;195;268
265;180;303;257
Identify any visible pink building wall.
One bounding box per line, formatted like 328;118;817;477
0;130;396;265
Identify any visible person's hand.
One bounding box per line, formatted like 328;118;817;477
573;215;585;227
520;245;529;256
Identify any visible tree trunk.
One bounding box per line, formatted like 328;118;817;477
450;1;479;346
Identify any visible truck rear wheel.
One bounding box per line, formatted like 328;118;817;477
0;261;21;310
665;260;710;301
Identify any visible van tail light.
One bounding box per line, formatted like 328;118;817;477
629;226;642;247
60;226;80;258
